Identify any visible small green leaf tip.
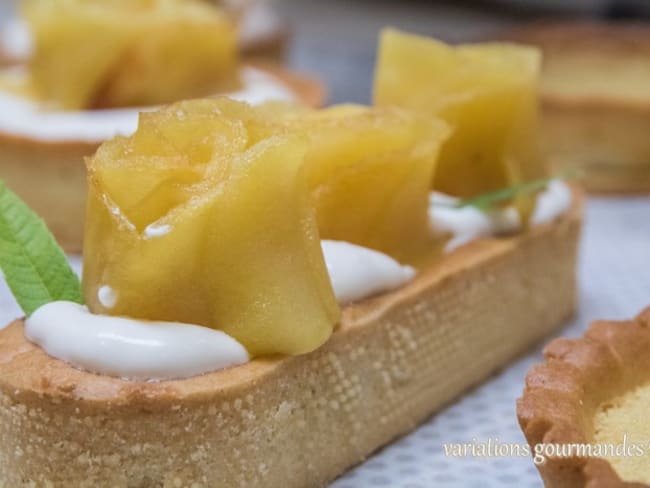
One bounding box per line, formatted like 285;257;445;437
455;177;553;211
0;180;83;316
434;169;582;212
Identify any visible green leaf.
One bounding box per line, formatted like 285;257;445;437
0;180;83;315
455;177;553;211
432;169;581;212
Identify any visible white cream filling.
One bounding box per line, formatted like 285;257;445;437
97;285;118;309
0;67;295;142
144;223;172;239
530;180;573;226
429;194;521;252
25;240;415;381
321;240;415;304
25;301;250;382
429;180;572;252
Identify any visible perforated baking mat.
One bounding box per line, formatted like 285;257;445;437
1;195;649;487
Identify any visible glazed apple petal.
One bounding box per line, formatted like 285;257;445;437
83;100;340;356
278;104;451;266
86;101;251;231
374;29;547;203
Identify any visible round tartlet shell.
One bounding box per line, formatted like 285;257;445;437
518;307;650;488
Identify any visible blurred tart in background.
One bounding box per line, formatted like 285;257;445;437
498;22;650;193
0;0;289;65
518;308;650;487
0;0;323;252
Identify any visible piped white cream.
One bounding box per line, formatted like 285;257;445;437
97;285;117;309
429;179;572;253
429;193;521;252
25;301;250;381
530;180;573;225
321;240;415;304
0;67;295;142
144;223;172;239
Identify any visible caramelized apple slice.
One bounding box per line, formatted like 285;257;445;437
24;0;238;109
374;29;546;203
83;99;339;356
268;104;450;266
306;105;450;265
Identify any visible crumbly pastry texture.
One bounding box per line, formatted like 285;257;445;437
0;189;582;487
518;305;650;488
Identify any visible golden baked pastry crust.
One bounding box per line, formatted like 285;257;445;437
0;65;325;253
0;47;19;67
498;22;650;194
0;132;91;252
0;188;582;487
502;22;650;56
518;307;650;488
240;22;290;61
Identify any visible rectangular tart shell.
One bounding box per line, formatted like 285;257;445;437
0;188;582;487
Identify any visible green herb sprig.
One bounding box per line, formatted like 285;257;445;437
455;177;553;211
0;180;83;315
434;170;581;212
